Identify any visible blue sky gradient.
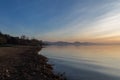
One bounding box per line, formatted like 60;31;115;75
0;0;120;43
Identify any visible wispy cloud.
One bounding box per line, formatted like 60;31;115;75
1;0;120;43
38;0;120;43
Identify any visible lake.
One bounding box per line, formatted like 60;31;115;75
39;45;120;80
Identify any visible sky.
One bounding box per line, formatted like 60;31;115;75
0;0;120;43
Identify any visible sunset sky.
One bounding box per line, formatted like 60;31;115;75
0;0;120;43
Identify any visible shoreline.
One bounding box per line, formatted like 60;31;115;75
0;46;66;80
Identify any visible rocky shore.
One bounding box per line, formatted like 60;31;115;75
0;46;66;80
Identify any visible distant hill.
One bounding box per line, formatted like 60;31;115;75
44;41;97;46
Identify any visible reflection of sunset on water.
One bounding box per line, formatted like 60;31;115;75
41;45;120;80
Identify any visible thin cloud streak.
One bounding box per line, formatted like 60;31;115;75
38;1;120;43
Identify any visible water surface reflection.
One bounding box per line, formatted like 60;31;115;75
40;45;120;80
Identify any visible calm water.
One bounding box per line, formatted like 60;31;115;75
39;45;120;80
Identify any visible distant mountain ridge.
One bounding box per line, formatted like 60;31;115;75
44;41;98;46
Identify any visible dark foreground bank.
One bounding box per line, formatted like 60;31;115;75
0;46;66;80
